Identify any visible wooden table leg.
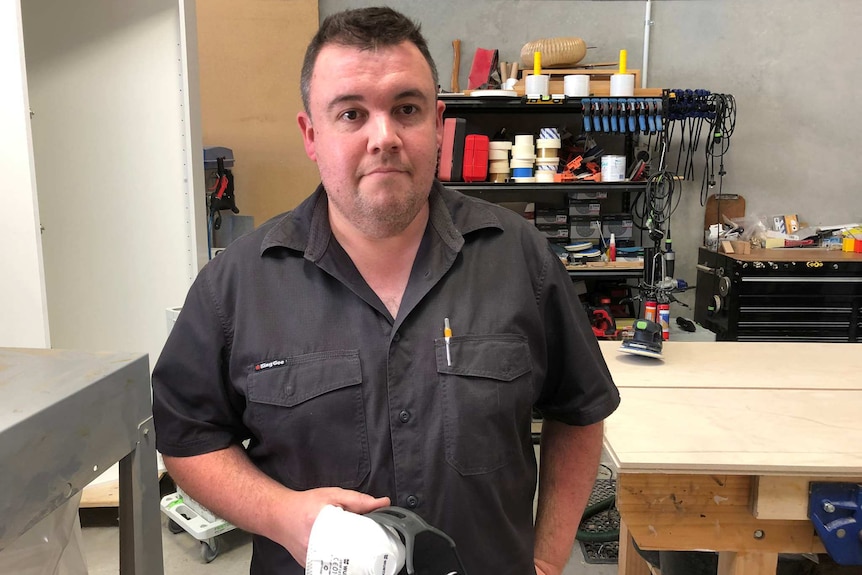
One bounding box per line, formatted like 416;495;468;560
618;519;653;575
717;551;778;575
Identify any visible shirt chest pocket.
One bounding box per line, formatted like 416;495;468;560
247;350;369;490
436;334;533;475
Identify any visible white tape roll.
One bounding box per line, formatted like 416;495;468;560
610;74;635;97
524;74;550;97
535;171;556;183
564;75;590;97
536;139;562;149
510;159;536;169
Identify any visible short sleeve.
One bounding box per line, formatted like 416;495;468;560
533;247;620;425
152;266;249;456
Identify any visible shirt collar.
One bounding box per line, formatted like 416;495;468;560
259;181;503;259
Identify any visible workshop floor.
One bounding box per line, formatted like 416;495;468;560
80;517;618;575
79;446;619;575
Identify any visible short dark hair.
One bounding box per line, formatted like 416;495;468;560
300;7;439;114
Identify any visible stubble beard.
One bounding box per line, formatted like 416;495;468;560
335;158;436;239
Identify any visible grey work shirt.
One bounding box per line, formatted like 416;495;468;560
152;182;620;575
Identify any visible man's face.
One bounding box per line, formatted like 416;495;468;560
297;41;445;239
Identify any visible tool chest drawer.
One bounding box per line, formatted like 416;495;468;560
694;248;862;342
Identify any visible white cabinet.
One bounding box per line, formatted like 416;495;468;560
2;0;206;365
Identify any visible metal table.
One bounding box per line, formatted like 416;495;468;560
0;348;164;574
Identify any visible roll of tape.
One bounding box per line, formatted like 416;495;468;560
537;149;559;160
535;164;557;171
488;149;509;160
512;167;534;178
564;75;590;97
491;173;509;183
511;147;536;160
489;160;510;172
512;177;537;183
539;127;560;140
510;159;535;169
610;74;635;97
489;141;513;150
535;171;556;183
536;139;562;149
524;74;550;97
514;134;534;147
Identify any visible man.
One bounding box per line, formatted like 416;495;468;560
152;7;619;575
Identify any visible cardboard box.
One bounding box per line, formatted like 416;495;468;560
569;217;602;240
720;240;752;255
568;190;608;201
535;223;569;239
535;209;568;225
602;215;633;240
568;201;601;217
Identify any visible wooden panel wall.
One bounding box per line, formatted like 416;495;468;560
197;0;320;225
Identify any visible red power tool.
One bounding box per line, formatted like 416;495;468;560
585;298;617;339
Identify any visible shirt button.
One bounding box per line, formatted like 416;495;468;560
399;410;411;423
406;495;419;508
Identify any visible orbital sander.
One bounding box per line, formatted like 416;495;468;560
619;319;664;359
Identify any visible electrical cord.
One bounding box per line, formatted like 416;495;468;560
700;93;737;206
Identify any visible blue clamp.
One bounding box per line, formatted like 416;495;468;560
808;482;862;565
617;99;627;133
646;99;657;133
600;99;611;133
608;98;619;132
582;98;592;132
627;99;637;132
653;98;664;132
638;100;648;133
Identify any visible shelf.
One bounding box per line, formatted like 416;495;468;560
446;181;646;203
440;96;585;114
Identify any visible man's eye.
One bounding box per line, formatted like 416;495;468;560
340;110;359;121
400;105;418;115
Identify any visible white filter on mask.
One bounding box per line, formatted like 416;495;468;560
305;505;406;575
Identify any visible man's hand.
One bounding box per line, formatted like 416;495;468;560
274;487;391;567
164;449;389;569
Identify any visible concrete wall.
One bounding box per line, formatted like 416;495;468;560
320;0;862;307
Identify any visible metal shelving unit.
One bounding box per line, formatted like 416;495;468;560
442;97;646;282
446;181;646;204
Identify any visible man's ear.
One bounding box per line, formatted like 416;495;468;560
435;99;446;151
297;111;317;161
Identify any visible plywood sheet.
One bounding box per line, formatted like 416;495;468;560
604;387;862;475
599;341;862;390
197;0;321;223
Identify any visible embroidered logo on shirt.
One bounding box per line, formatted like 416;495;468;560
254;359;286;371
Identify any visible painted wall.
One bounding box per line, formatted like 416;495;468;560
321;0;862;307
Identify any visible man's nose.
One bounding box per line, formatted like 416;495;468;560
367;114;402;153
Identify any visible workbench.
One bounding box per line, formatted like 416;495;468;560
598;340;862;575
0;348;164;574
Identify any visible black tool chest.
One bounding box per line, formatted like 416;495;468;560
694;247;862;342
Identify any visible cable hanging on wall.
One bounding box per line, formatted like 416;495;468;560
662;89;737;205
